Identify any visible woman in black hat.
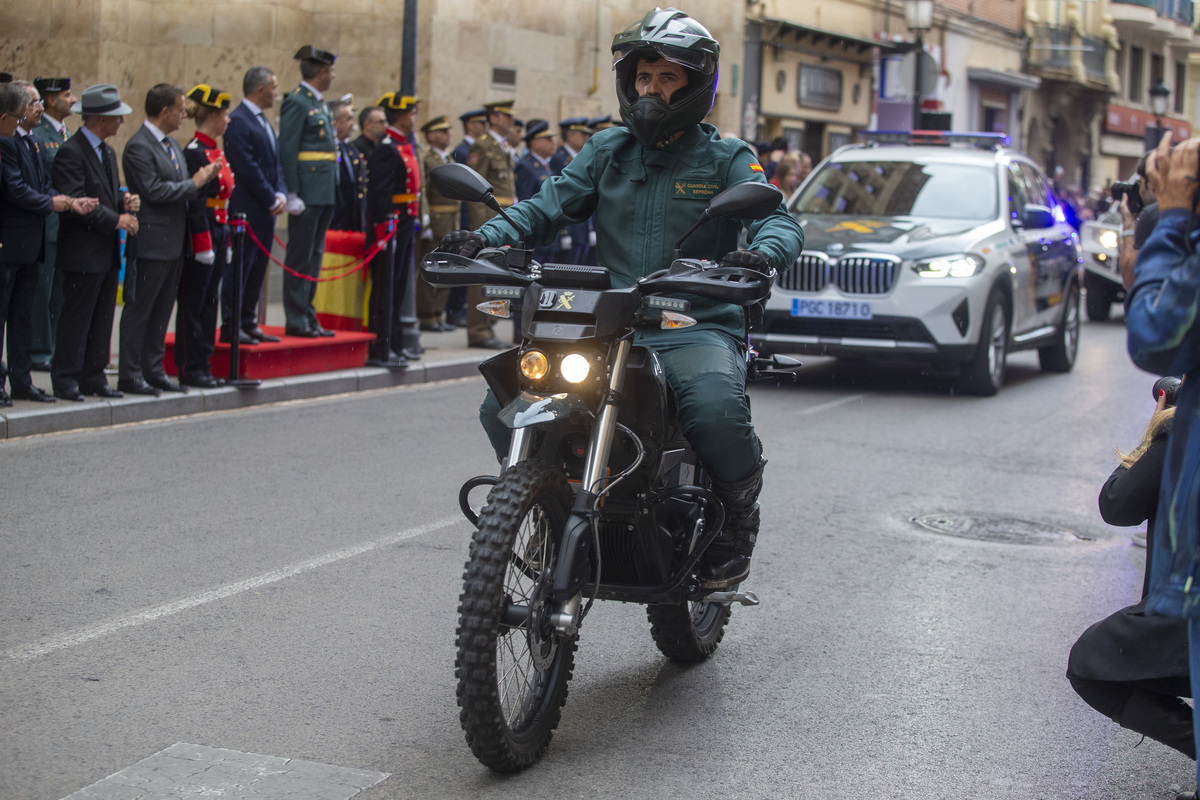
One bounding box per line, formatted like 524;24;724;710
177;84;234;388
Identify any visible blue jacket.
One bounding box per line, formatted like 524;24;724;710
0;133;53;265
1129;206;1200;618
226;101;286;227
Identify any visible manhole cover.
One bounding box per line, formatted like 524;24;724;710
911;514;1091;546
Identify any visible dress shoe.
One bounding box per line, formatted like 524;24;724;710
31;361;51;372
10;385;56;403
0;388;10;407
81;382;123;398
447;315;467;328
243;325;281;343
469;338;512;350
180;373;221;389
117;378;162;397
314;324;336;337
53;384;85;402
147;375;187;393
203;371;226;387
420;322;456;332
400;348;423;361
219;327;257;346
285;326;320;338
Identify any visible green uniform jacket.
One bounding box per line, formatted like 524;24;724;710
477;123;804;338
31;117;68;244
466;130;515;231
278;84;338;206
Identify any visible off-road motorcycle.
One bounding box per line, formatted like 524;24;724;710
421;163;798;773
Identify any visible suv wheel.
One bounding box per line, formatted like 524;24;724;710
1084;272;1113;321
1038;281;1080;373
958;289;1009;397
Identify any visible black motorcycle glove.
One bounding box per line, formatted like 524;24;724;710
719;249;772;273
437;230;486;259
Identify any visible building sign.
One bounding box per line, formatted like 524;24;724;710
798;64;842;111
1104;103;1191;140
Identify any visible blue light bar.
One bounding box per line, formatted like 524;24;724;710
860;130;1012;148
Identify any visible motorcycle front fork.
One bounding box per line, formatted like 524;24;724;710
503;339;632;638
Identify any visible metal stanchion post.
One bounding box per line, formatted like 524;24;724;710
367;212;406;370
227;214;261;388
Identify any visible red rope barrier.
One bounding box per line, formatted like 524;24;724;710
232;220;397;284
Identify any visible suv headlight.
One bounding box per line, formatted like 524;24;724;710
912;254;984;279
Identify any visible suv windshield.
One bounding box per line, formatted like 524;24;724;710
792;160;999;221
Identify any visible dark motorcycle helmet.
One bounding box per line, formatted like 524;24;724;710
611;8;719;149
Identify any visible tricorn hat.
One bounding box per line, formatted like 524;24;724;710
377;92;420;111
70;84;132;116
33;77;70;95
294;45;337;65
0;72;11;83
187;84;231;110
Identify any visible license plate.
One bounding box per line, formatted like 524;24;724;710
791;298;873;320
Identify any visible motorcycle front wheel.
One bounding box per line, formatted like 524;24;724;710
455;460;576;772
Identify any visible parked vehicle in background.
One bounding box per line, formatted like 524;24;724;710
752;131;1084;396
1079;207;1124;321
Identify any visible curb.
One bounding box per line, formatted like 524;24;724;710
0;356;485;440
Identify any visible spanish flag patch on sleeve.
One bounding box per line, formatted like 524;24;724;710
750;162;764;173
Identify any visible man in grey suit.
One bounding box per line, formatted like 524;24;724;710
119;83;220;395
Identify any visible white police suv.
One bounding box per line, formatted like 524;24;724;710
752;131;1083;395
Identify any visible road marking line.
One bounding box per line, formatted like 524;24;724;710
7;517;461;664
59;742;389;800
795;394;866;416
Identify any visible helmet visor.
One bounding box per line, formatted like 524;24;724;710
612;43;715;76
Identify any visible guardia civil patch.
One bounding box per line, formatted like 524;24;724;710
673;180;721;199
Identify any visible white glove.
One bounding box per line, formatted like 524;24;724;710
194;249;216;265
286;193;306;216
588;229;596;247
422;213;431;229
421;227;433;241
226;246;234;264
560;234;572;250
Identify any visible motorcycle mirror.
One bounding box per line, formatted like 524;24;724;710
674;181;784;253
430;163;495;203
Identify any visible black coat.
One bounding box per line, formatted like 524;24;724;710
51;131;124;274
0;133;53;265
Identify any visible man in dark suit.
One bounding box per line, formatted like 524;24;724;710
279;45;338;338
0;81;96;404
29;76;74;371
119;83;221;395
353;105;386;162
223;65;286;346
329;96;365;232
49;84;141;401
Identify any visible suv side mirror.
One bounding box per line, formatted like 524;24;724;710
1020;204;1056;229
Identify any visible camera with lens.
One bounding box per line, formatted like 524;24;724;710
1111;176;1145;216
1152;376;1182;407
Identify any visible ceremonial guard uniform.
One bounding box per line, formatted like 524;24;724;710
416;115;458;331
465;100;517;347
365;93;422;362
279;45;339;337
179;84;234;387
29;77;71;369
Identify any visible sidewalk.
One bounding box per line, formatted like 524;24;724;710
0;302;516;440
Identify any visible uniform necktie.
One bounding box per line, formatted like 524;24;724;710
162;137;181;175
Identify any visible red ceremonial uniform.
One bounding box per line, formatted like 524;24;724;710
367;126;421;241
185;132;235;253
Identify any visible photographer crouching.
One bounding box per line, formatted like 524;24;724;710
1127;129;1200;800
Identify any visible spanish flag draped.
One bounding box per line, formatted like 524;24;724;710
313;230;370;331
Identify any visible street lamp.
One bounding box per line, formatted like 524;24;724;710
1148;81;1171;148
906;0;934;131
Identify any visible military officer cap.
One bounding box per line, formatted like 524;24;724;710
588;114;617;132
187;84;232;110
523;119;553;144
560;116;592;134
483;99;515;116
294;45;337;65
377;92;420;111
459;108;486;124
421;115;451;134
0;72;12;83
34;77;70;95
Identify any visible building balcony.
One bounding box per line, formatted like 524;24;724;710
1109;0;1195;44
1027;23;1115;89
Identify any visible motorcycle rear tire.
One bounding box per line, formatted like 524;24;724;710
647;598;732;662
455;460;577;772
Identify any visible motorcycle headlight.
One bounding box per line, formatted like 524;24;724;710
1097;229;1119;250
560;353;591;384
520;350;550;380
913;254;984;279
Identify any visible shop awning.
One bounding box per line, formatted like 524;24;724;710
967;67;1042;91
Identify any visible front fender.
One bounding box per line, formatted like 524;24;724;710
497;390;591;429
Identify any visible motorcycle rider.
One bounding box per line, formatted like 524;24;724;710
437;8;804;589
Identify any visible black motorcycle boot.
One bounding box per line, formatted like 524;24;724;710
698;459;766;589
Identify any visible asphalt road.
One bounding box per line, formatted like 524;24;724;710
1;313;1192;800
